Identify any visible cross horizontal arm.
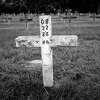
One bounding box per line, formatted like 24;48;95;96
15;35;79;47
51;35;78;46
15;36;40;47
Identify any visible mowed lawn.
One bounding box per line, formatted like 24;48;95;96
0;16;100;100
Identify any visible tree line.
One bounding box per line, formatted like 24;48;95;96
0;0;100;14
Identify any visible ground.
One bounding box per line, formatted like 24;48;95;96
0;15;100;100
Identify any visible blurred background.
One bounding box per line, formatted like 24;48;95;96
0;0;100;14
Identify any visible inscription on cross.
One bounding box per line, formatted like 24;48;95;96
15;15;79;87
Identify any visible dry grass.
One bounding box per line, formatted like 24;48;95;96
0;16;100;100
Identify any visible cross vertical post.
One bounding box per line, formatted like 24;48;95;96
39;16;53;87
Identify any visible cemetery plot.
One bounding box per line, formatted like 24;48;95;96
0;14;100;99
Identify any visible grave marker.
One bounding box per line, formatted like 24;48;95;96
93;13;96;22
15;15;79;87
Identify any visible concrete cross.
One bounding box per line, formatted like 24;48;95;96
15;15;78;87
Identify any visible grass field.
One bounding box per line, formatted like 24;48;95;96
0;16;100;100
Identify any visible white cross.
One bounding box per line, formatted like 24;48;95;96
15;15;79;87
